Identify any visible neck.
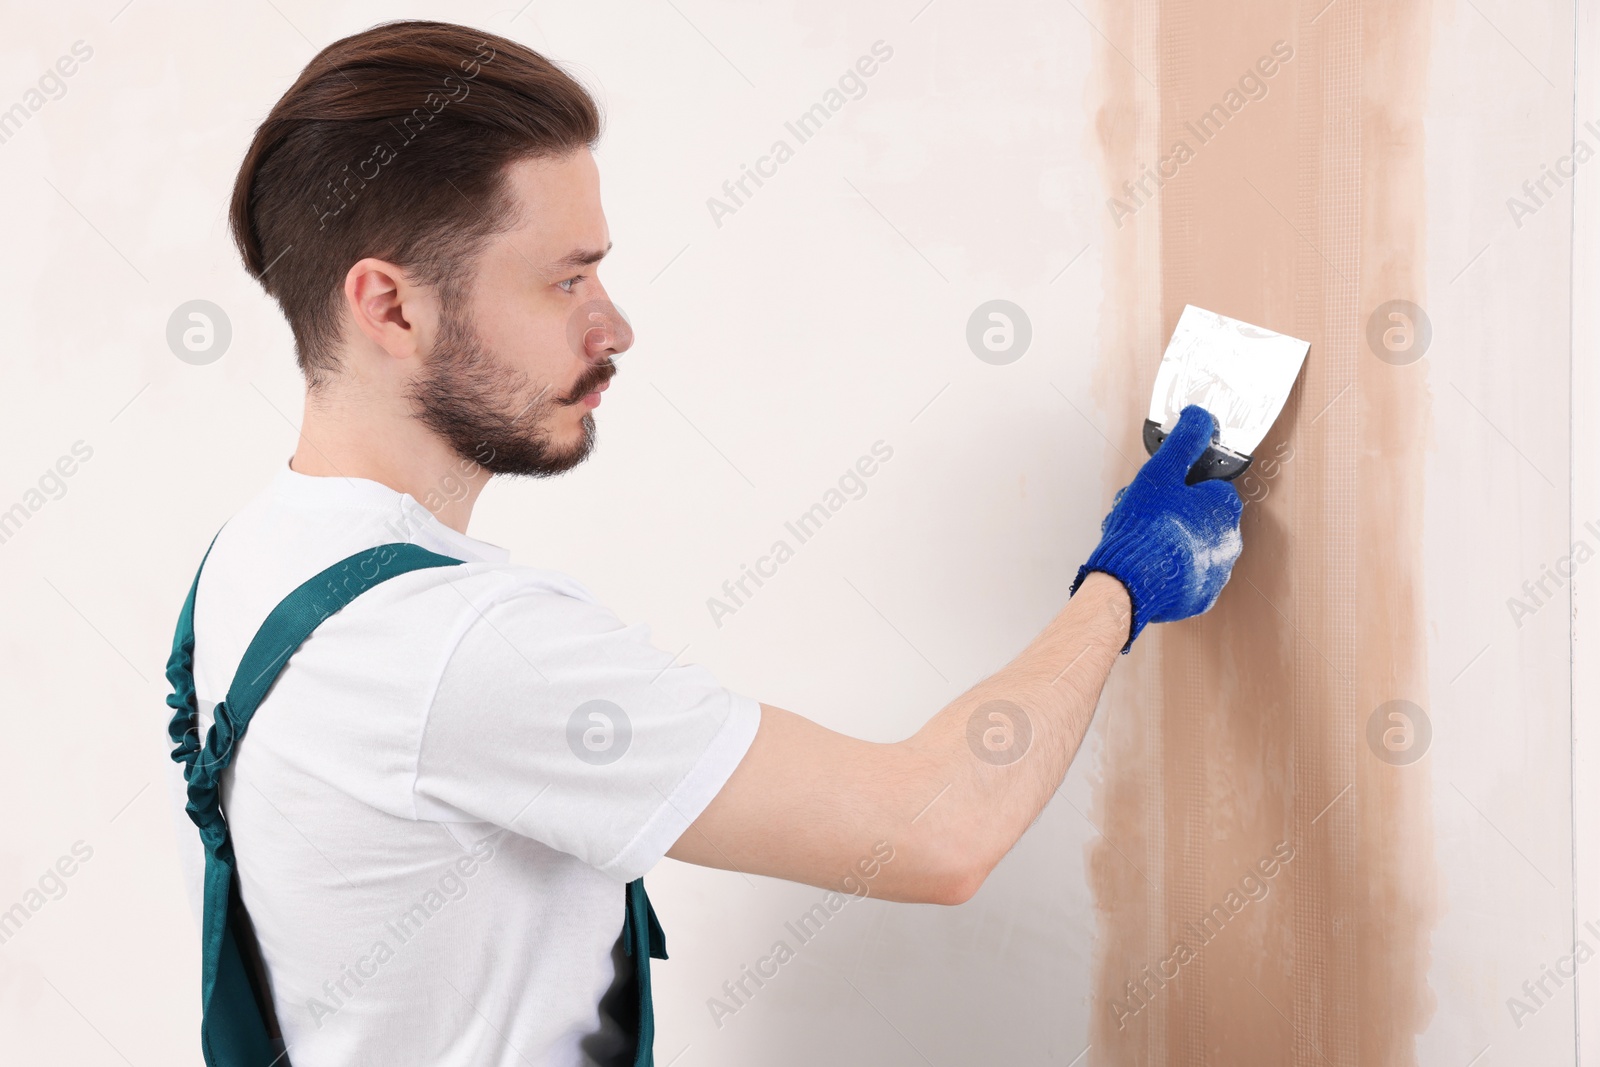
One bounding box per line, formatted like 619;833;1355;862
287;383;489;535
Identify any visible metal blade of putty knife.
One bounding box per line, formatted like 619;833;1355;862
1142;304;1311;484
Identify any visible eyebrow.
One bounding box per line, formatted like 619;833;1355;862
546;241;612;273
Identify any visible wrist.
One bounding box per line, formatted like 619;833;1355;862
1071;570;1133;648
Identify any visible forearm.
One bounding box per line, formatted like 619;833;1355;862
889;572;1130;901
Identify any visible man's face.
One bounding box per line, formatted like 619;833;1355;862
406;149;633;477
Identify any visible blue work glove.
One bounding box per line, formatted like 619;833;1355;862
1070;404;1244;652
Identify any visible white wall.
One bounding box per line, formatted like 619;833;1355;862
0;3;1106;1064
1419;2;1582;1064
1574;0;1600;1061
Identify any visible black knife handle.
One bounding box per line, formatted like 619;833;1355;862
1142;419;1253;485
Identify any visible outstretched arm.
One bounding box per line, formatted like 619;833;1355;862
668;406;1243;904
667;571;1130;904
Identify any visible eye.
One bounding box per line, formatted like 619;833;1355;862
557;273;587;294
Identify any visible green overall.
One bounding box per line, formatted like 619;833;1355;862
165;538;668;1066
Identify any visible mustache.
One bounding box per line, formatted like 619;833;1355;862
558;361;616;405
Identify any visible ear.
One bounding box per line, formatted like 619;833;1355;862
342;257;439;364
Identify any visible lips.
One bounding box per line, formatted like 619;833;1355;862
570;377;611;405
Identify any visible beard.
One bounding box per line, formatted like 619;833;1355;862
404;295;613;478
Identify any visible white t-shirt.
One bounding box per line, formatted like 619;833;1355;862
163;461;761;1067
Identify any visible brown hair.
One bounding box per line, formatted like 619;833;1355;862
228;20;602;386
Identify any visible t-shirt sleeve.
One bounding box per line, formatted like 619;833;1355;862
412;581;762;883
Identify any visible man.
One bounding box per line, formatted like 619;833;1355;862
165;18;1243;1067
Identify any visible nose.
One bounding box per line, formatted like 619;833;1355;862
571;297;634;365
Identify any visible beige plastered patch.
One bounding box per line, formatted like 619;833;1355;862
1083;1;1438;1063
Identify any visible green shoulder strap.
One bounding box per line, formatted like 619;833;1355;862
165;537;668;1066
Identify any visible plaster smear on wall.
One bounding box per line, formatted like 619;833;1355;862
1083;0;1437;1063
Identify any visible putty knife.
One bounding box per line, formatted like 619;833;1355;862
1142;304;1310;484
